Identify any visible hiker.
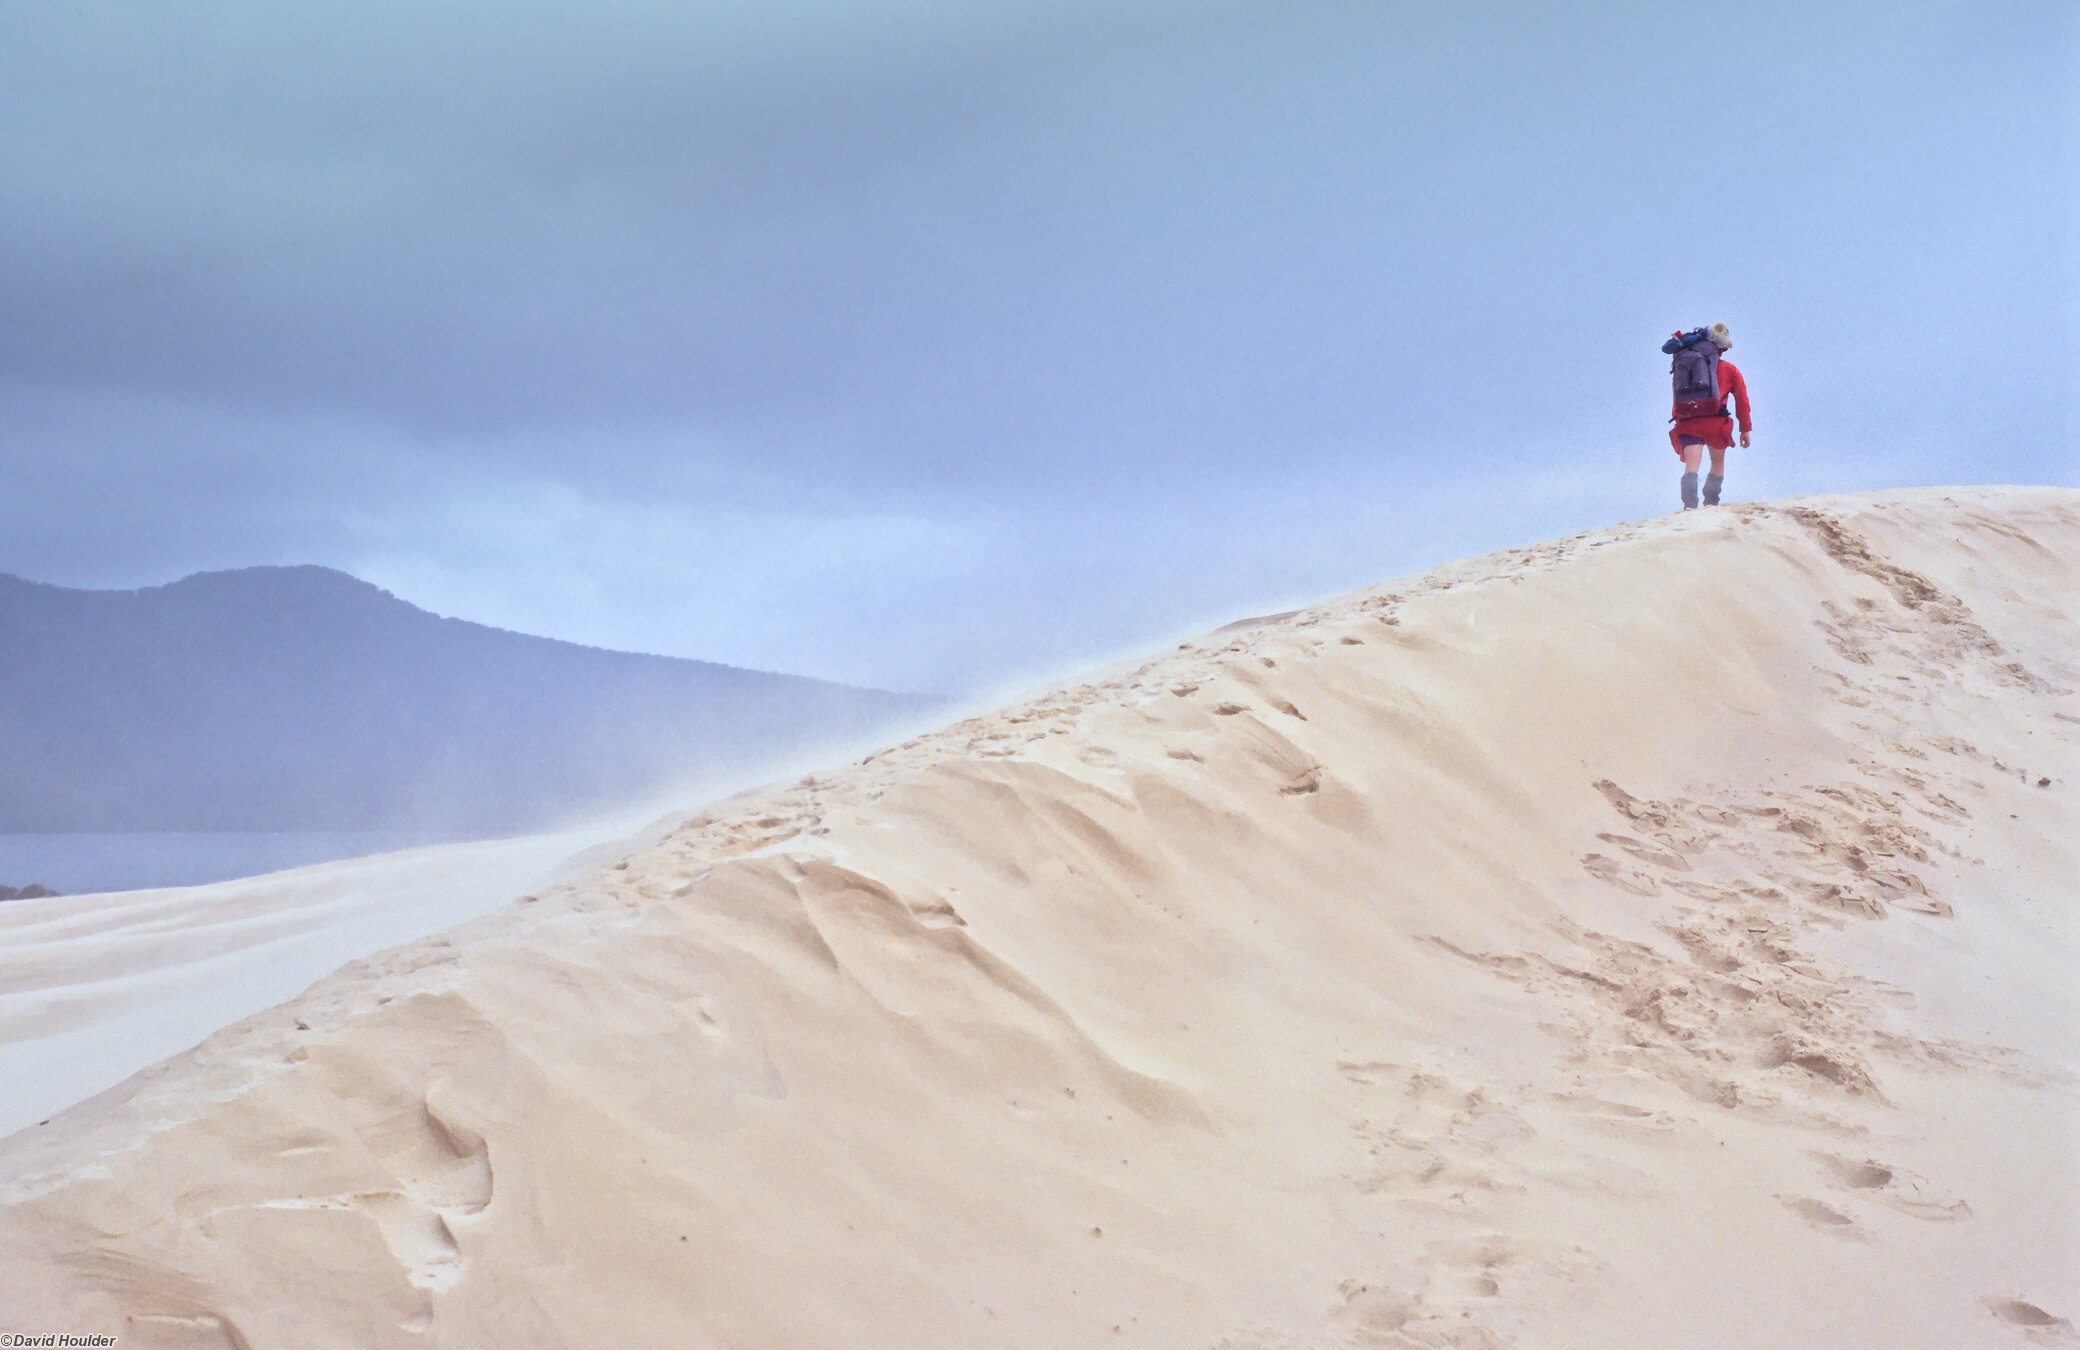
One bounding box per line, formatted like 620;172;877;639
1661;322;1752;509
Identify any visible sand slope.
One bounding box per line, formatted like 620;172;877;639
1;487;2075;1349
0;832;602;1140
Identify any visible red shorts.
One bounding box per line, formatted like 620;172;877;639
1669;416;1734;455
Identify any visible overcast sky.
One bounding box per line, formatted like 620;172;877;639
3;1;2073;693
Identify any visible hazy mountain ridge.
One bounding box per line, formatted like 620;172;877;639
0;565;937;833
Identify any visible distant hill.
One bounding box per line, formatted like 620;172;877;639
0;566;937;833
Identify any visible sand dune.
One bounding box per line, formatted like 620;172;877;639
0;833;605;1140
1;487;2075;1348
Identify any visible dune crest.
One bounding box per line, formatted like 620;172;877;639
2;487;2076;1349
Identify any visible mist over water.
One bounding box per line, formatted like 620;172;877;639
0;830;488;895
0;567;941;895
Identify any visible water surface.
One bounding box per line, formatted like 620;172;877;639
0;830;490;895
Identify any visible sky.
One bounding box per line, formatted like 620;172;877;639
2;0;2074;694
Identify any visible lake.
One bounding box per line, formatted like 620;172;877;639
0;830;494;895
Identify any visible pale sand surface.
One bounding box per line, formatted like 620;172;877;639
0;832;603;1139
0;487;2074;1348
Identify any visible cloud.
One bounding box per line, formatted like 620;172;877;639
346;475;997;689
1;0;2072;693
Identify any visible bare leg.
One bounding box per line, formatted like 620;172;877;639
1704;446;1727;505
1680;444;1702;509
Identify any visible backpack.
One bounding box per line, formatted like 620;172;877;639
1661;328;1725;419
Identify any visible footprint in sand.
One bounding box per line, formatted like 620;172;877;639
1779;1194;1864;1237
1816;1153;1895;1190
1278;768;1323;797
1985;1297;2077;1342
1580;852;1660;896
1813;1152;1972;1222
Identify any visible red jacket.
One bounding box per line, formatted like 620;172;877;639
1669;359;1751;454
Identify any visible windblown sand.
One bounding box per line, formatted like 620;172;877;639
2;487;2075;1348
0;832;602;1139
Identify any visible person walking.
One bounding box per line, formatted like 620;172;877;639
1661;322;1752;509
